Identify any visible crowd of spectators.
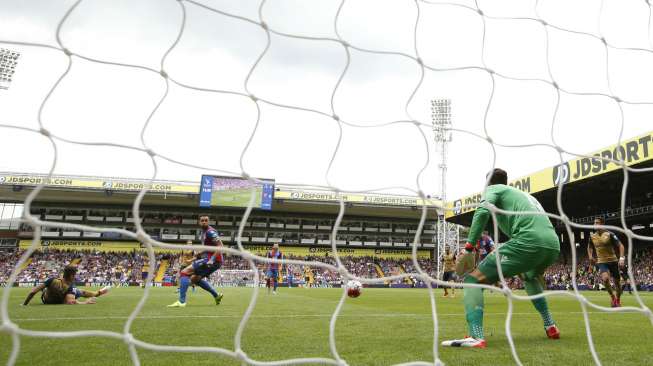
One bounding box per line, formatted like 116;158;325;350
2;250;81;284
532;247;653;291
0;249;159;286
2;247;652;291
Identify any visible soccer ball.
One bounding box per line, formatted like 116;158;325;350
346;280;362;298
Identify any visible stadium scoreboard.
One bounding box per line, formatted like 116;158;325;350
199;175;274;210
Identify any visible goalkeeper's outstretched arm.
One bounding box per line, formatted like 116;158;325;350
22;283;46;306
466;189;499;245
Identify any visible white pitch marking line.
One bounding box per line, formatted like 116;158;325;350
10;311;647;322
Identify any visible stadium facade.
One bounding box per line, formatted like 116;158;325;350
3;129;653;262
0;173;441;260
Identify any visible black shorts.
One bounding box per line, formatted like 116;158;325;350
597;261;620;279
442;271;456;282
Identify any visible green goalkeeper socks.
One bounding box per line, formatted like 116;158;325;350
462;274;554;339
463;275;484;339
524;276;555;327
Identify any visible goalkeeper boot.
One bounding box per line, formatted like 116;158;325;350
545;324;560;339
441;337;486;348
610;295;618;308
167;301;187;308
98;285;111;296
214;293;224;305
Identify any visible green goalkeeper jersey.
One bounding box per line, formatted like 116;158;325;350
467;184;559;250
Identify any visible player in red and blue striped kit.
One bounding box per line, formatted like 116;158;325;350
477;231;495;261
266;244;283;294
168;215;224;307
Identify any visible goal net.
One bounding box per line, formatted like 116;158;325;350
1;0;653;365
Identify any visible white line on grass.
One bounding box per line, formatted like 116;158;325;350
10;310;647;322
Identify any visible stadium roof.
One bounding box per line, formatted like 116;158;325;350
445;129;653;231
0;172;441;219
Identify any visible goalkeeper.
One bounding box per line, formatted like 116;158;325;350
442;168;560;349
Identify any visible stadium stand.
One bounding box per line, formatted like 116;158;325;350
3;248;652;291
1;168;651;294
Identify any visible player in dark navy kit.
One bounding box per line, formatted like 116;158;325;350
168;215;224;307
22;265;110;305
266;244;283;294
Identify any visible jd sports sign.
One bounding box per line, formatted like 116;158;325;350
446;130;653;218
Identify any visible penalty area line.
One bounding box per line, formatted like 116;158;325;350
10;310;647;322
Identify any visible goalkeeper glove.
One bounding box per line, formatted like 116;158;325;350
464;242;476;252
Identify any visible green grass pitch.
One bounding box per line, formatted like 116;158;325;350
1;287;652;365
211;188;262;208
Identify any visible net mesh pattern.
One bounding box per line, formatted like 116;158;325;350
2;1;653;365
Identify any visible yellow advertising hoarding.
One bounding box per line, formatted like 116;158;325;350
274;190;440;207
0;174;438;207
19;240;431;259
0;175;197;193
243;245;431;259
19;240;157;253
446;130;653;218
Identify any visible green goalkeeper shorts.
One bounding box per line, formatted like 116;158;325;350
477;241;559;283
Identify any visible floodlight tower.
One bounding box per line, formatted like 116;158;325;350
0;48;21;90
431;99;456;278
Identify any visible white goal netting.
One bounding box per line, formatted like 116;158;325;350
2;0;653;365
